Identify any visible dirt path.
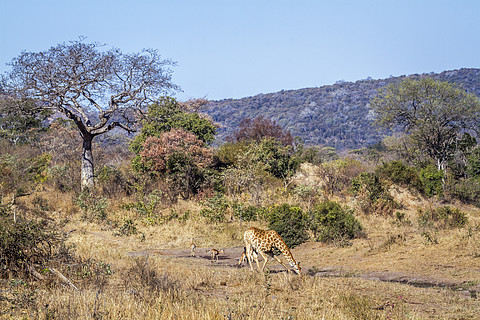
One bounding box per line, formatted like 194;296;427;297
126;246;480;299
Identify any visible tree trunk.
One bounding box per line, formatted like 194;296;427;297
437;157;447;193
81;134;95;190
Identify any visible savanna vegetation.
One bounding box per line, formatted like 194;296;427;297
0;41;480;319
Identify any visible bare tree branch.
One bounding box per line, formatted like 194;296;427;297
1;39;179;189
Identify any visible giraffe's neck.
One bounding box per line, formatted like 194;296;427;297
275;238;301;275
277;242;295;265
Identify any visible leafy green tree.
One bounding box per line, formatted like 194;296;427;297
466;146;480;178
1;39;178;190
420;165;444;197
255;138;300;182
351;172;397;215
0;153;51;198
375;160;422;191
222;147;273;205
371;77;480;173
130;97;217;160
220;138;300;195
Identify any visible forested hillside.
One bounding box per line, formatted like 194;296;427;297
206;68;480;149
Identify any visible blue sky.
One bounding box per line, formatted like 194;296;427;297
1;0;478;101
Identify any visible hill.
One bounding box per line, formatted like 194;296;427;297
205;68;480;149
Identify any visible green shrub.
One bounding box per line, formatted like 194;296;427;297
214;141;248;167
75;189;109;221
232;203;259;221
451;177;480;207
420;165;444;197
0;153;52;196
417;206;468;230
351;172;384;202
466;146;480;178
267;204;309;248
256;138;300;180
200;193;230;223
351;172;397;215
375;160;422;191
309;201;364;244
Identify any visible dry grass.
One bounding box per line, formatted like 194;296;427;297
9;257;480;319
2;183;480;319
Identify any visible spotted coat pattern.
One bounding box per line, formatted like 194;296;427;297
243;227;301;275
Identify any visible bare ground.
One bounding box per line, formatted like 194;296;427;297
126;242;480;300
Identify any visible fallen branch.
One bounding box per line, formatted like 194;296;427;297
49;267;79;291
27;264;45;280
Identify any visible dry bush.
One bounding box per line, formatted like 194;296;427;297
315;158;365;196
120;257;179;305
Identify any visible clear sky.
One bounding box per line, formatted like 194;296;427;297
1;0;478;101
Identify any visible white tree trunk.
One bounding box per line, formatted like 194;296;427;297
81;135;95;190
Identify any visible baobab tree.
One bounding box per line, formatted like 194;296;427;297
1;39;178;190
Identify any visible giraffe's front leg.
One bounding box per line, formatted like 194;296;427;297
258;250;269;272
272;255;291;273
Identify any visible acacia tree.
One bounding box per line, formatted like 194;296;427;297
1;39;178;190
371;77;480;173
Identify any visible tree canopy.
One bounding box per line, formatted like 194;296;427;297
0;96;51;145
226;116;293;147
1;39;178;189
370;77;480;171
130;97;216;154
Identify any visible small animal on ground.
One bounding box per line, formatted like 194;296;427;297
206;248;224;262
190;238;196;257
238;246;258;266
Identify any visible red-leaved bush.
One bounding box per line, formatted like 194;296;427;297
140;129;213;175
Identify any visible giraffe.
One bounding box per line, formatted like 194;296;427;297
206;248;224;262
190;238;196;257
243;227;301;275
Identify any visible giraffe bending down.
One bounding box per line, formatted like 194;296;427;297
190;238;196;257
243;227;301;275
206;249;224;262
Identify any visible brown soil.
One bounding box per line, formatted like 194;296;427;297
127;242;480;299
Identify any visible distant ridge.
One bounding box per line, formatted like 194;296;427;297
205;68;480;149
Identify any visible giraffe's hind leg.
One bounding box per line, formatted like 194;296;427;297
244;241;255;271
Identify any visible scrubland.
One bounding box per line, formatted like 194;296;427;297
2;172;480;320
